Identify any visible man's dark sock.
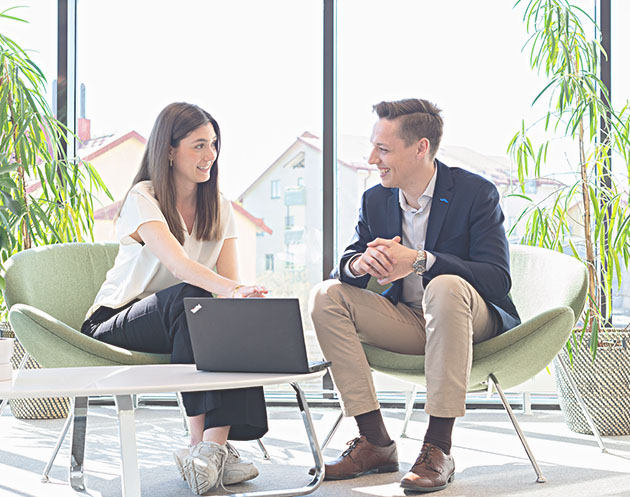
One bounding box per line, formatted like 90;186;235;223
423;416;455;455
355;409;392;447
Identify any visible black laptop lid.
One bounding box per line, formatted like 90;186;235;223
183;297;311;374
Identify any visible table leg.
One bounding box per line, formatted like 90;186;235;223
114;395;141;497
227;382;325;497
69;396;88;491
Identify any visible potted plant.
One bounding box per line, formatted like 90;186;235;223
508;0;630;435
0;6;110;418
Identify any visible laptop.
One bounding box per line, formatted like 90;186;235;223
184;297;331;374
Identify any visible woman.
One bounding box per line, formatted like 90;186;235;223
81;102;268;495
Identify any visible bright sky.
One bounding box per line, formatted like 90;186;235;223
3;0;629;198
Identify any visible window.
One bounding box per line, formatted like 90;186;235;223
297;177;304;187
2;2;56;115
265;254;274;272
77;0;323;368
285;152;305;169
524;181;538;194
285;215;294;230
335;0;568;261
611;0;630;324
271;180;281;199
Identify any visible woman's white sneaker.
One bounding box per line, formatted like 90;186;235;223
182;441;228;495
173;447;189;481
223;442;259;485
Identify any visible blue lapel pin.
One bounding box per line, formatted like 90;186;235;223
439;198;449;203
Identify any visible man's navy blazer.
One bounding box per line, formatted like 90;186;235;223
332;159;521;335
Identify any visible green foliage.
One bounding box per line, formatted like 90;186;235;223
509;0;630;356
0;6;111;313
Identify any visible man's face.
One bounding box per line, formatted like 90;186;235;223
368;118;419;190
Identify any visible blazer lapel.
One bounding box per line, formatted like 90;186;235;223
425;161;454;251
386;188;402;239
384;188;403;303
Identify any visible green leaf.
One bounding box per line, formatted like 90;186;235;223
0;191;23;216
0;6;28;23
0;162;21;174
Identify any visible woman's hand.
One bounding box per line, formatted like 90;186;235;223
233;285;268;298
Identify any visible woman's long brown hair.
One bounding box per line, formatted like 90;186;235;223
119;102;222;244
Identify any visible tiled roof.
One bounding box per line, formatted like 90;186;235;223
231;201;272;234
23;131;147;196
78;131;147;161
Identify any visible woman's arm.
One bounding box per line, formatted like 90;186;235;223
215;238;239;281
134;221;264;297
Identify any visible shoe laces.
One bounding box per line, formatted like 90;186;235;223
413;444;441;474
225;442;240;464
217;457;228;493
193;442;228;491
341;437;363;458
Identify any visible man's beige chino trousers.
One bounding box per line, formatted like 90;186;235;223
309;274;501;418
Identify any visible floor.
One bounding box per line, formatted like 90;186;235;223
1;403;629;497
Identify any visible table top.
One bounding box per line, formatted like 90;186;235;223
0;364;326;399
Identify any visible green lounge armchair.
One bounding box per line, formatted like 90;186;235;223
322;244;588;483
1;242;270;490
2;242;172;490
3;242;171;368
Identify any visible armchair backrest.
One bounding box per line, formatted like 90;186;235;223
3;242;119;330
509;244;588;323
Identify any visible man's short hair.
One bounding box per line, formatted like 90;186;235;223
373;99;443;157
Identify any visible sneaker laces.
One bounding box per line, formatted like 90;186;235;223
217;454;228;493
225;442;240;463
194;442;228;492
211;446;228;493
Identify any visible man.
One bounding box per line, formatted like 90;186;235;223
309;98;520;492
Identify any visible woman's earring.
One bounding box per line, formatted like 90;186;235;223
169;158;173;168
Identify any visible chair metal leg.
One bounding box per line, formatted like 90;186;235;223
69;396;88;491
489;374;546;483
15;350;30;370
41;398;75;482
555;356;607;452
400;385;418;438
0;351;30;417
175;392;190;435
522;392;533;415
257;438;270;460
320;411;343;452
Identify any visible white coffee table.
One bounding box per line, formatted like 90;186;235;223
0;364;327;497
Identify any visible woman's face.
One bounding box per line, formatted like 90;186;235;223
170;122;218;188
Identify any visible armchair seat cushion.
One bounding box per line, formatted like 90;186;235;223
9;304;170;368
361;244;588;393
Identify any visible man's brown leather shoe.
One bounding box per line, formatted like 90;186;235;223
400;443;455;492
309;436;398;480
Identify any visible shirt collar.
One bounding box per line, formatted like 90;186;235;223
398;165;437;213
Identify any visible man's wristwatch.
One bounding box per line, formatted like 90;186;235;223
412;249;427;275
